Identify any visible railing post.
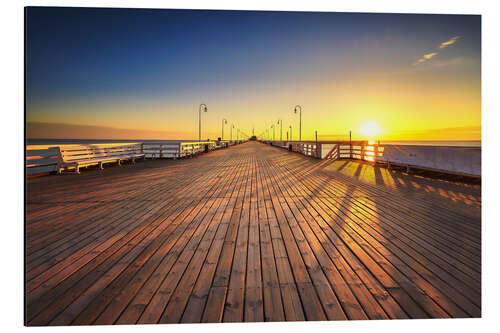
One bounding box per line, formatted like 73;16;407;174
56;146;63;174
349;130;352;159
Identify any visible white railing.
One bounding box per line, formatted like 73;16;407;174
316;141;384;161
296;142;318;157
272;141;384;162
275;140;480;177
379;145;480;177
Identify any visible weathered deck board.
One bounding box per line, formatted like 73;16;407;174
26;141;481;325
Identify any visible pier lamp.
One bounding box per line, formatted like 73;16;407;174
237;129;240;141
277;119;282;141
289;125;292;141
230;124;235;141
199;104;208;142
271;124;275;141
293;105;302;141
222;118;227;140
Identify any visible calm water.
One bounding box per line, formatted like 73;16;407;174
27;138;481;148
380;140;481;147
26;139;199;145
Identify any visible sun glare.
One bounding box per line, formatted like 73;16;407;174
360;121;381;138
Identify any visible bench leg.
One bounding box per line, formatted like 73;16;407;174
118;160;121;166
99;162;104;170
132;158;136;164
76;165;80;174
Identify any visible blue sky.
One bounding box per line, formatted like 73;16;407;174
26;7;481;140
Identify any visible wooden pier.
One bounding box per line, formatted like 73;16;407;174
25;141;481;325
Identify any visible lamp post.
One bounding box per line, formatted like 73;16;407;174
230;124;235;141
289;125;292;141
221;118;227;140
277;119;282;141
199;104;208;141
271;124;275;141
237;129;240;141
293;105;302;141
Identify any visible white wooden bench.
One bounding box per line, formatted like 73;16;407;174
58;143;145;174
26;145;61;176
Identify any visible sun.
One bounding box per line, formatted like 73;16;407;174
359;121;382;138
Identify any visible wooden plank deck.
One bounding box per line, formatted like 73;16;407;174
25;141;481;325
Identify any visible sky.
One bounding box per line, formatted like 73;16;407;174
26;7;481;141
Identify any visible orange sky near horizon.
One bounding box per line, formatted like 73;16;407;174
27;65;481;141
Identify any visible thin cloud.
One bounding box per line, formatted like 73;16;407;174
413;52;438;66
412;36;461;66
440;36;460;49
423;52;438;60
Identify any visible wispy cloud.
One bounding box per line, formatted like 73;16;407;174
423;52;438;60
414;52;438;65
440;36;460;49
412;36;461;66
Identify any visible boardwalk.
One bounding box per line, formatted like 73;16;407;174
25;141;481;325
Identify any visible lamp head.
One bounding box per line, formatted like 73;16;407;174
224;119;227;124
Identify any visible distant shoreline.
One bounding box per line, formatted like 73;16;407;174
26;138;481;148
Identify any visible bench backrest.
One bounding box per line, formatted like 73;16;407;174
141;143;180;158
179;141;216;156
59;143;143;163
26;145;61;175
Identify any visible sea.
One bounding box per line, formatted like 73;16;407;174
27;139;200;145
379;140;481;147
26;138;482;148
